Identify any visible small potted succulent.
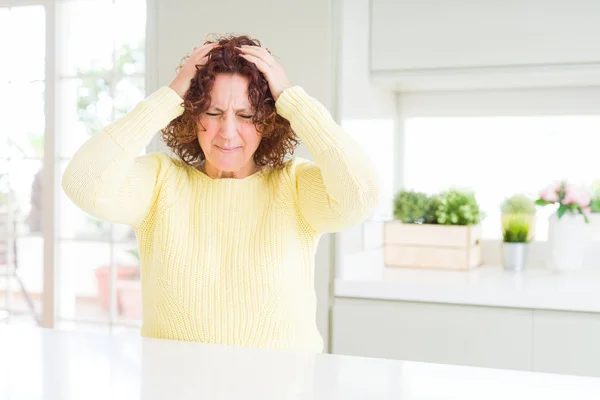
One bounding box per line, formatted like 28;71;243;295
501;213;532;271
500;194;536;241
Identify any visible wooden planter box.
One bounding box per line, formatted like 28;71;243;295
384;221;483;270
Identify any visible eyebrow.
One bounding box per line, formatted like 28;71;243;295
209;107;254;113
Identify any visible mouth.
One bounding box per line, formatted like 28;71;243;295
215;145;240;153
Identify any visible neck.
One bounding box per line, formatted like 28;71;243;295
201;160;259;179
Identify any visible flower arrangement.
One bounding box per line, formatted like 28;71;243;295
535;181;591;222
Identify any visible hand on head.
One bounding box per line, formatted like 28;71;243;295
169;43;219;98
168;41;292;101
235;45;291;101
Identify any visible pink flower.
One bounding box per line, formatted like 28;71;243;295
539;184;560;202
563;183;591;208
583;206;592;217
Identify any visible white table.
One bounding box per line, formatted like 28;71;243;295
1;326;600;399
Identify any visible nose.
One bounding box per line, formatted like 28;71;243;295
218;113;239;140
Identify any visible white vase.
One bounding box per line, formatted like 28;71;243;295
546;212;586;272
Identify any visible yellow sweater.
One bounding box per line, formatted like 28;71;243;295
62;85;380;352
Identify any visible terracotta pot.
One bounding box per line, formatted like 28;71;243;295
94;265;140;312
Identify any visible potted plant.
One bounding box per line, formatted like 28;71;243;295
535;181;591;271
501;213;531;271
95;248;141;318
385;188;484;270
393;190;436;224
585;179;600;241
116;250;142;320
500;194;536;241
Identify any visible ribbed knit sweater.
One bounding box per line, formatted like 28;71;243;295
62;85;380;352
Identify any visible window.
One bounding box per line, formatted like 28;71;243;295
343;118;395;220
1;0;147;331
403;115;600;241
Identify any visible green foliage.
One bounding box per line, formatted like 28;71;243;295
126;249;140;261
591;179;600;213
502;214;531;243
500;194;536;215
434;189;482;226
393;190;431;224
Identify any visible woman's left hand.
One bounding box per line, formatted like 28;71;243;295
237;45;291;101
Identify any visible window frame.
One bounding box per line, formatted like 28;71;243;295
1;0;152;330
394;86;600;267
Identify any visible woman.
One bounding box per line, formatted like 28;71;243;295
63;35;380;352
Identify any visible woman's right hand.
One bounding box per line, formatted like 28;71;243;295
169;43;219;98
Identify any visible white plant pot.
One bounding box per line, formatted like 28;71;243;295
547;212;586;272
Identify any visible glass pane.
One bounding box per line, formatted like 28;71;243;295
0;9;9;80
6;6;45;82
7;159;43;235
114;77;145;119
0;159;9;226
4;82;45;159
115;0;146;75
58;241;111;322
7;236;43;316
114;243;141;323
0;159;9;312
57;0;114;76
0;83;7;157
404;116;600;240
113;223;137;242
59;78;113;158
59;162;111;241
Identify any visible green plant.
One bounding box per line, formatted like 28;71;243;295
500;194;536;215
502;214;531;243
434;189;482;226
126;249;140;262
590;179;600;213
393;190;432;224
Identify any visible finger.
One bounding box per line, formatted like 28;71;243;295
192;43;219;58
238;45;275;66
239;53;271;75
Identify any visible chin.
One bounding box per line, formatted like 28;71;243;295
209;156;247;172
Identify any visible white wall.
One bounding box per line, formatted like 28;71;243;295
147;0;338;351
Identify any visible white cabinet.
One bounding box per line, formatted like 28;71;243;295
370;0;600;72
532;310;600;377
369;0;600;90
332;298;600;377
332;298;532;371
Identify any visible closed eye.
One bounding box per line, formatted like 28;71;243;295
206;112;220;117
240;115;254;119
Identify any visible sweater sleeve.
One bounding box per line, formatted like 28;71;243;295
61;86;185;227
275;86;381;233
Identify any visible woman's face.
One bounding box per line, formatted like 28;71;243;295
197;73;261;176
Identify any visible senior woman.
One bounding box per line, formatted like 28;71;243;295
62;35;380;352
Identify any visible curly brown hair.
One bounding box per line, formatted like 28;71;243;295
161;35;298;169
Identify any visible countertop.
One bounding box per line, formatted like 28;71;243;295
335;265;600;313
1;326;600;399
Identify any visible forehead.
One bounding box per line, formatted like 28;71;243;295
209;74;251;107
